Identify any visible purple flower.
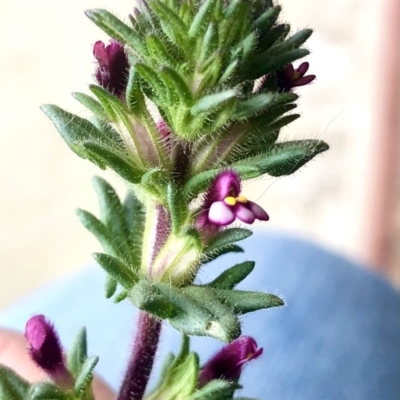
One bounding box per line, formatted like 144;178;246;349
198;336;263;387
277;62;316;91
202;170;269;226
93;40;129;96
25;315;73;387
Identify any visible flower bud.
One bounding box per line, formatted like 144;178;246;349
25;315;73;388
198;336;263;387
93;40;129;97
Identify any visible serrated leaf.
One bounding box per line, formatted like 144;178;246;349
191;90;237;116
215;289;284;314
41;104;112;167
67;327;88;378
204;261;255;290
252;139;329;177
72;92;108;120
191;380;237;400
233;93;274;120
148;1;189;51
159;66;193;106
254;6;281;32
0;365;29;400
75;209;119;256
267;28;313;57
146;34;177;66
73;356;99;397
246;48;310;80
29;382;73;400
94;253;138;289
85;9;147;57
205;228;252;254
201;244;244;264
126;67;146;115
188;0;216;38
167;183;188;234
83;142;143;184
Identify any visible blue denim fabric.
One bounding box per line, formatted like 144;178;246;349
1;231;399;400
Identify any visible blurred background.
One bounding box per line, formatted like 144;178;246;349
0;0;399;309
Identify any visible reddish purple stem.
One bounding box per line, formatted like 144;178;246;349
116;312;162;400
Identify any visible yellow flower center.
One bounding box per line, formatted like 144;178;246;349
224;195;248;206
292;71;300;80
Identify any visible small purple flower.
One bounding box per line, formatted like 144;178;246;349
93;40;129;97
277;62;316;91
25;315;73;387
202;170;269;226
198;336;263;387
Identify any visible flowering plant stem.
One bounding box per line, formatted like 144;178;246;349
117;312;162;400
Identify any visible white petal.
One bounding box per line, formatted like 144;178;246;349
235;204;256;224
248;201;269;221
208;201;235;226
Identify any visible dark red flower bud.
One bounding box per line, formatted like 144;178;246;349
25;315;73;387
198;336;263;387
93;40;129;97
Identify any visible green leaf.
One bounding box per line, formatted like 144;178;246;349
67;328;88;378
191;90;237;116
233;93;274;120
246;48;310;79
205;261;255;289
83;142;143;184
93;253;138;289
73;356;99;397
85;9;147;57
30;382;73;400
199;23;218;64
266;113;300;131
254;140;329;177
123;190;145;268
215;289;284;314
201;244;244;264
189;0;216;37
75;209;118;256
146;346;199;400
135;63;167;102
146;34;177;66
105;275;118;298
254;6;281;32
205;228;252;254
113;289;129;303
159;66;193;107
72;92;108;120
148;1;189;50
267;28;313;57
41;104;112;167
191;380;237;400
167;183;188;234
0;365;29;400
126;67;146;115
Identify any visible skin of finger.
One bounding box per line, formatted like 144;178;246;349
0;328;115;400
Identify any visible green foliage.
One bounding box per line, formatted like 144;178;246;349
130;277;283;342
29;382;75;400
67;328;88;378
0;365;29;400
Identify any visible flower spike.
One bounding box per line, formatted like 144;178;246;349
198;336;263;387
202;170;269;227
93;40;129;96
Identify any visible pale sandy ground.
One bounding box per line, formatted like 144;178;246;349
0;0;391;309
